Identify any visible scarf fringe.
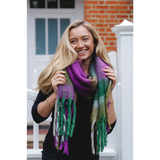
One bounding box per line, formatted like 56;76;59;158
53;97;76;155
91;80;112;154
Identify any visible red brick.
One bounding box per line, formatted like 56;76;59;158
119;1;131;5
84;14;91;19
130;15;133;18
106;47;117;52
106;28;112;32
99;1;104;4
84;6;91;9
99;19;104;23
105;1;117;5
110;33;115;36
106;10;118;14
86;19;98;23
106;19;118;23
96;24;108;27
110;15;116;19
104;42;109;45
116;6;128;10
85;1;98;5
99;10;105;14
99;33;108;37
96;6;109;9
117;15;128;19
109;24;115;28
129;6;133;9
96;15;109;18
85;10;98;14
106;37;117;41
110;42;116;46
110;6;115;9
99;28;105;32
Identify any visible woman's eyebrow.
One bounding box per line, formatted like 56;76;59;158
82;35;90;38
69;35;90;41
69;38;76;41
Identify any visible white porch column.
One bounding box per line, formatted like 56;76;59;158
111;20;133;160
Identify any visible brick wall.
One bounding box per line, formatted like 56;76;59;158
84;0;133;52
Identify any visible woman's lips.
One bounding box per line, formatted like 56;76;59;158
77;49;88;55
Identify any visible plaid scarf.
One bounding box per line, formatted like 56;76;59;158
53;53;111;155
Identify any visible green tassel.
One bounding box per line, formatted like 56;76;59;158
97;118;107;152
60;98;65;135
97;122;100;153
66;99;72;140
104;120;107;146
57;98;61;136
105;81;112;130
70;100;76;137
101;120;104;152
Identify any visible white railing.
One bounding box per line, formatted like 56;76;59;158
27;89;42;160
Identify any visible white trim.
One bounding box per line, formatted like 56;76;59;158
111;20;133;160
27;148;116;159
27;149;42;158
27;89;38;101
29;8;76;14
45;18;48;55
58;18;60;43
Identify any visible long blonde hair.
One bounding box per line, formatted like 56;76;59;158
36;20;113;94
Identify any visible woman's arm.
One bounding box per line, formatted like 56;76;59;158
108;92;116;124
37;92;57;118
31;90;55;124
103;66;117;133
32;70;66;124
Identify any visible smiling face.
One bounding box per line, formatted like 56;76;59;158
69;25;95;62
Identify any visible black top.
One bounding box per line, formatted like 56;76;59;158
31;90;116;160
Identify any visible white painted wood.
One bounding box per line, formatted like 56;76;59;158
27;89;38;101
33;122;39;149
111;20;133;160
27;148;116;160
27;149;42;159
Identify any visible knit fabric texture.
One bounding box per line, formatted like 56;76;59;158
53;53;112;155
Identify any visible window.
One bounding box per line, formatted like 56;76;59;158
35;18;70;55
30;0;75;9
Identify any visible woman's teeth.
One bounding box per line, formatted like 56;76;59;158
78;50;87;54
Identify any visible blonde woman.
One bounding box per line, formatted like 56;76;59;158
32;20;117;160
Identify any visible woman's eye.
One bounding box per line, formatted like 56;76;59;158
70;40;76;43
83;38;88;41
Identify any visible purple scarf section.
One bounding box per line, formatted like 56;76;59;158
67;60;93;98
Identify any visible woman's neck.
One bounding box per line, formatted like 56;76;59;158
82;56;92;74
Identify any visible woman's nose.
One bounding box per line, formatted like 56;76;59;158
77;41;84;48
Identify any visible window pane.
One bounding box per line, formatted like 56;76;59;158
36;19;46;55
48;19;58;55
30;0;45;8
60;19;70;37
48;0;58;8
60;0;75;8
